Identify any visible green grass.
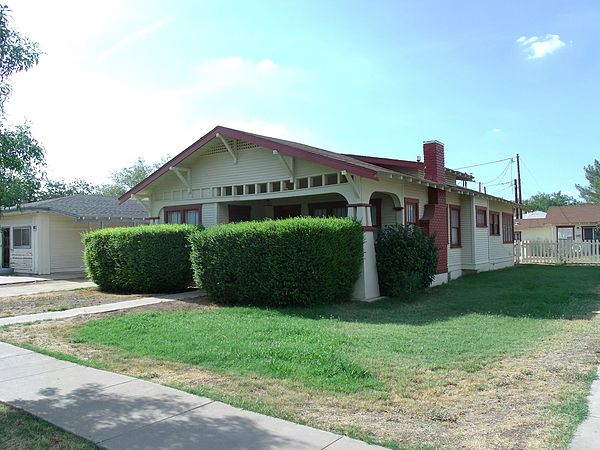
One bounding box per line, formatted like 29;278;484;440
73;266;600;396
0;402;96;449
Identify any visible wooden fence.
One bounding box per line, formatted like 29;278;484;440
514;240;600;265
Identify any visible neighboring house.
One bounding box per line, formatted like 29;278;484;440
120;126;515;301
0;195;149;275
515;204;600;242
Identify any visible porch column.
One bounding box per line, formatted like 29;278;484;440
348;203;381;302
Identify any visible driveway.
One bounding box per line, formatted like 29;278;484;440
0;279;96;298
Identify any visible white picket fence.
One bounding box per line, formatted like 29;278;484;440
515;240;600;265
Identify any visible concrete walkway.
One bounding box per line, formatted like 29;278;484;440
0;279;96;298
0;342;384;449
0;290;203;327
570;365;600;449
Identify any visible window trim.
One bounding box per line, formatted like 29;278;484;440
475;206;488;228
164;204;202;225
307;201;348;218
489;211;500;236
502;212;514;243
449;205;461;248
582;226;600;241
556;225;575;241
12;226;32;249
404;198;419;226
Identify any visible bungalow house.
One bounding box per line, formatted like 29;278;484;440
119;126;515;301
0;195;149;275
515;204;600;242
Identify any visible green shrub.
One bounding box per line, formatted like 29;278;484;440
83;224;199;293
375;225;438;297
190;217;363;306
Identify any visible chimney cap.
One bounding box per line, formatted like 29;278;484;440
423;140;444;145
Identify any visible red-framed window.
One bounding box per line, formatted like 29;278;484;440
449;205;461;248
489;211;500;236
476;206;487;228
164;204;202;225
308;201;348;218
502;212;514;243
404;198;419;227
370;198;382;228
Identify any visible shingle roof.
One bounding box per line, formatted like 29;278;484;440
3;195;149;222
514;218;548;230
546;204;600;224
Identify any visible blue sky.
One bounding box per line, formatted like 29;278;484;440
5;0;599;200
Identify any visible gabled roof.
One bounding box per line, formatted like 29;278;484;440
546;204;600;224
2;195;149;222
118;125;508;205
119;126;397;202
514;218;548;229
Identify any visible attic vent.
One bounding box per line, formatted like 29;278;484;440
235;141;258;151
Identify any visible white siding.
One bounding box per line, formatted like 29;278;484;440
473;197;490;265
403;183;429;221
520;226;554;241
489;200;514;264
460;195;474;267
49;215;92;272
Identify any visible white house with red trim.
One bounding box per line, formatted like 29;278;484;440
120;126;515;301
515;204;600;242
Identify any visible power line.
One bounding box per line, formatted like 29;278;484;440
455;156;513;170
481;160;512;185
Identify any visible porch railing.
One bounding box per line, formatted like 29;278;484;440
514;240;600;265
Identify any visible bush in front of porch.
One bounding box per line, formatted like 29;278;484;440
83;224;199;293
375;225;438;297
190;217;363;306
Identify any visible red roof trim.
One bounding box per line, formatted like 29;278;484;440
342;154;424;170
119;126;380;203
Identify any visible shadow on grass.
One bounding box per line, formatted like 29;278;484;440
277;265;600;325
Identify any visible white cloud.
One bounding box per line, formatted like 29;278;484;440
97;18;171;63
491;128;502;133
516;34;566;59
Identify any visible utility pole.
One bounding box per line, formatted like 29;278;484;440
516;154;523;219
514;179;519;211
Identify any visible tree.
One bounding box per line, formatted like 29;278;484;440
33;178;98;201
99;156;170;197
0;5;44;209
576;159;600;204
522;191;579;212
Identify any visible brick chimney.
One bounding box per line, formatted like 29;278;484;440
423;140;446;184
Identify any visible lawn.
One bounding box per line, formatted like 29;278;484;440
0;402;96;449
2;265;599;449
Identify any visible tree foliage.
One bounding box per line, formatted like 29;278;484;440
33;178;98;201
0;5;44;209
99;156;169;197
0;4;40;112
522;191;579;212
576;160;600;204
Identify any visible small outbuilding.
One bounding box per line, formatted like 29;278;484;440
0;195;149;275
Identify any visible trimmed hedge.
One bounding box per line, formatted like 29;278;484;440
83;224;198;293
375;225;438;297
190;217;364;306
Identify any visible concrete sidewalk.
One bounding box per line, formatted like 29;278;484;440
0;342;385;449
0;279;96;298
570;365;600;449
0;290;204;327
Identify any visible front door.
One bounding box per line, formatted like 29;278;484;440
273;204;302;219
228;205;252;223
1;228;9;268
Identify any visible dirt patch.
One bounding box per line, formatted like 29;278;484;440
0;288;147;318
1;303;598;450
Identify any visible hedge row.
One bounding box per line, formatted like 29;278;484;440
83;224;198;293
190;217;364;306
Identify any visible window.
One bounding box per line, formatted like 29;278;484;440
583;226;600;241
476;206;487;228
164;205;202;225
404;198;419;226
502;213;514;243
370;199;382;228
557;226;574;241
490;211;500;236
308;202;348;218
13;227;31;249
449;206;461;248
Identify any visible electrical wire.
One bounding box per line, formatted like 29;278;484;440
481;159;513;185
455;156;513;170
